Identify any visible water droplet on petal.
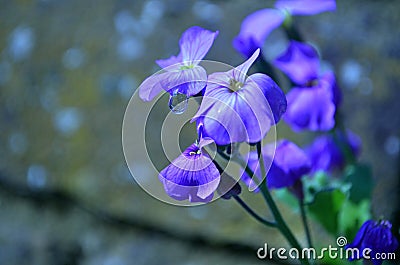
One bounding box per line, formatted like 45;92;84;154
168;89;188;114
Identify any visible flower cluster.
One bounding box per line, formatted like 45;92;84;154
136;1;398;261
137;3;354;203
139;26;286;202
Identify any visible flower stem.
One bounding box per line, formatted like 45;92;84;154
299;198;313;248
233;195;276;227
216;146;309;264
256;142;310;265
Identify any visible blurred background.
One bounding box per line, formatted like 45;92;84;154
0;0;399;264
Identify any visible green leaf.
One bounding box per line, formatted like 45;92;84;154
344;163;373;203
339;199;371;240
308;189;346;235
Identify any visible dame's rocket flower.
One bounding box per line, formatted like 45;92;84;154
193;49;287;145
233;0;336;57
139;26;218;102
233;8;285;58
274;40;320;86
306;130;362;173
158;138;220;203
284;74;336;131
346;219;399;265
241;140;311;190
274;41;340;131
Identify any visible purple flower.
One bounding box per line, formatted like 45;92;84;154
241;140;311;190
274;41;340;131
139;26;218;102
192;49;287;145
284;73;336;131
159;138;220;203
233;1;336;57
346;220;399;265
306;130;362;173
233;9;285;58
274;40;320;86
275;0;336;16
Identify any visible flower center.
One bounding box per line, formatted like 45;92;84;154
305;79;319;87
180;64;195;70
229;79;243;92
189;149;201;156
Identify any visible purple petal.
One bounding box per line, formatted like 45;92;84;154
179;26;218;64
139;65;207;101
306;130;362;173
347;130;362;157
321;71;342;106
198;137;214;149
229;49;260;84
159;144;220;202
346;220;373;258
161;64;208;97
194;73;278;145
268;140;310;188
138;71;171;101
233;8;285;58
246;73;287;124
194;83;258;145
284;83;336;132
275;0;336;16
274;40;320;85
156;53;183;68
346;219;399;263
306;135;340;172
193;53;285;145
240;140;309;190
240;148;271;192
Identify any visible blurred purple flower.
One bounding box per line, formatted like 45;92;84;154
275;41;340;131
193;49;287;145
233;1;336;57
346;219;399;265
139;26;218;101
306;130;362;173
274;40;320;86
233;9;285;58
275;0;336;16
284;75;336;131
241;140;311;190
159;138;220;203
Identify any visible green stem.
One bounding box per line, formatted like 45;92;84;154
214;150;275;227
299;198;313;248
233;196;276;227
256;142;310;265
216;149;231;161
216;145;309;264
